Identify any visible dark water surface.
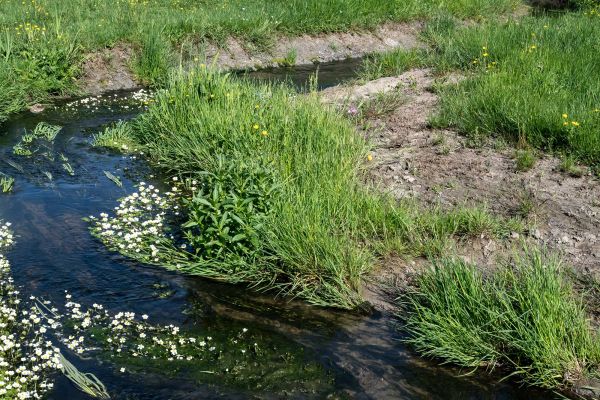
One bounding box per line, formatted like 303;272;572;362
0;91;556;399
241;58;363;90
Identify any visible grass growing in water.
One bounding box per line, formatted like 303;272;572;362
360;48;426;81
401;248;600;390
92;68;523;309
0;175;14;193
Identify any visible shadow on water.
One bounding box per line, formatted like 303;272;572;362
0;88;557;399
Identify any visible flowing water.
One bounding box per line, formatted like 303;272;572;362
0;84;558;399
241;58;364;90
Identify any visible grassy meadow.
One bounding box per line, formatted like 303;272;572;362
359;6;600;167
430;11;600;167
0;0;522;122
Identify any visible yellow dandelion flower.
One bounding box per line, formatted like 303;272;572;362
261;130;268;136
562;114;568;119
482;52;489;57
253;124;259;130
563;122;569;126
572;121;580;127
367;154;373;162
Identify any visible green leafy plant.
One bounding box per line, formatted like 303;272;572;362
182;159;276;262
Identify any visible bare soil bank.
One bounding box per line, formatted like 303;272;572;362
321;70;600;314
78;23;422;95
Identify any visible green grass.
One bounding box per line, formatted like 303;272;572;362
515;148;536;171
93;68;522;308
427;11;600;166
0;0;520;122
401;248;600;390
360;48;426;81
559;154;585;177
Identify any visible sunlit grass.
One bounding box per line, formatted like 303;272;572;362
0;0;520;121
426;11;600;166
92;68;524;308
400;248;600;390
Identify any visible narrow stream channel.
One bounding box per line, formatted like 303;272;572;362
242;58;364;90
0;72;557;399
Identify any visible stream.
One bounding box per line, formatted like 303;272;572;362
0;67;557;399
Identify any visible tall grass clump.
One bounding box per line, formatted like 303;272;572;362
91;68;522;308
127;68;379;308
402;248;600;390
133;29;172;86
428;12;600;166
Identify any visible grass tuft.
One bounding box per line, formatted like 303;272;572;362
401;248;600;389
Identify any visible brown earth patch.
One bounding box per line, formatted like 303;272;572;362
321;69;600;310
78;44;140;95
77;23;422;95
202;22;422;70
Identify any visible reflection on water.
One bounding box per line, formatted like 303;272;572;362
240;58;364;91
0;91;556;399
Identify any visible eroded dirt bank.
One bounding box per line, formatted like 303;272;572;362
321;69;600;306
78;22;422;95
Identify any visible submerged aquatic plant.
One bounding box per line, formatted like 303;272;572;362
0;175;14;193
12;143;32;156
103;171;122;187
32;122;62;142
11;122;63;159
2;218;328;398
0;221;63;400
0;221;112;399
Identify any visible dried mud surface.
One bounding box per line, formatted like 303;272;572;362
321;69;600;310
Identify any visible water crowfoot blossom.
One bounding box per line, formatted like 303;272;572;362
1;219;279;398
0;221;62;400
88;182;270;284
